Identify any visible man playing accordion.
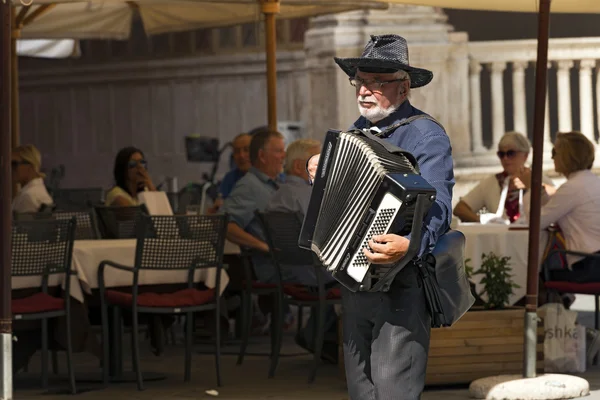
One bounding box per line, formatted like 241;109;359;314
308;34;455;400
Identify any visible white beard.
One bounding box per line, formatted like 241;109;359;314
357;97;398;123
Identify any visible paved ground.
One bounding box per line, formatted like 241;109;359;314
11;295;600;399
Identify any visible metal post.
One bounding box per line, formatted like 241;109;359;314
524;0;551;379
0;0;12;398
261;0;280;131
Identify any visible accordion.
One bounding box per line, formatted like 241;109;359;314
299;129;436;292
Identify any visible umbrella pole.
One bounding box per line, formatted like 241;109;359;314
261;0;280;131
524;0;551;379
10;7;17;149
0;1;13;399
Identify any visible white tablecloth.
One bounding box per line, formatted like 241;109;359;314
13;238;238;302
458;223;548;306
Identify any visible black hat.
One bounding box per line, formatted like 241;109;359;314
334;34;433;88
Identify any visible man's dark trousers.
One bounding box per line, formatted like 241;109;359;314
341;265;431;400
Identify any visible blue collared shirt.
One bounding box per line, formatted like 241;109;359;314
222;167;283;282
222;167;280;240
350;100;455;257
219;168;247;199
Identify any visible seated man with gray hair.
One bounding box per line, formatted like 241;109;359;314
266;138;339;363
266;138;320;217
265;138;335;285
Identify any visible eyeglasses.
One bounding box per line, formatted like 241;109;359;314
11;160;30;168
127;159;148;169
349;77;405;91
496;150;520;159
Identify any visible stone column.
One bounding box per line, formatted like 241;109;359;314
597;66;600;143
489;61;507;148
469;59;485;153
512;61;528;135
579;59;595;142
556;60;573;132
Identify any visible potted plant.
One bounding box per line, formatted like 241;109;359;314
471;252;520;309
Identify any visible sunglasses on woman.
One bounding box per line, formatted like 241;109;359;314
496;150;520;159
11;160;30;168
127;159;148;169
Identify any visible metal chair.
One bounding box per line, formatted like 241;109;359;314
11;218;77;394
52;187;104;211
14;209;101;240
236;248;282;369
54;210;100;240
94;205;147;239
98;214;229;390
255;211;341;383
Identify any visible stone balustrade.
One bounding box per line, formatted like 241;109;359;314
468;37;600;156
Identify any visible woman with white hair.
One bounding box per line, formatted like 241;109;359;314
453;132;554;223
11;144;53;213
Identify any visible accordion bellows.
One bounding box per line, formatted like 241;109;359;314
300;130;436;292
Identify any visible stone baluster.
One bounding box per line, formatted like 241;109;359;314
469;59;485;152
512;61;528;135
556;60;574;132
489;61;507;148
597;66;600;143
579;59;596;142
543;62;553;148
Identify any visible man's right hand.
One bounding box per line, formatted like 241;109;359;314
307;154;320;182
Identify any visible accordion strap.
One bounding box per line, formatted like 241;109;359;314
374;114;445;138
349;114;445;174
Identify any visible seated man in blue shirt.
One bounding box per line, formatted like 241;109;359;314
222;130;285;273
220;133;252;199
222;129;287;332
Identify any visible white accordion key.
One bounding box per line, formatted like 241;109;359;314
346;193;403;282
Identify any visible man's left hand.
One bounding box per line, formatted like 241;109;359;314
363;234;409;264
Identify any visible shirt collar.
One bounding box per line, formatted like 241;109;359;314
285;174;310;185
249;166;279;187
568;169;591;180
22;177;45;191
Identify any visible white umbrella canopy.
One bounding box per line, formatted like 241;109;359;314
16;39;79;57
11;0;386;133
16;0;386;40
375;0;600;13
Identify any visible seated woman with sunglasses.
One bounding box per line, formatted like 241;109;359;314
12;144;53;213
453;131;554;223
105;146;156;207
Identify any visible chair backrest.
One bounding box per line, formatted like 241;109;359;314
12;218;76;290
54;210;100;240
256;211;315;267
134;214;229;277
13;209;100;240
53;187;104;211
166;192;180;214
177;188;203;214
94;205;147;239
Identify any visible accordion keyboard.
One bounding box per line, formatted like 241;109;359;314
346;193;402;282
